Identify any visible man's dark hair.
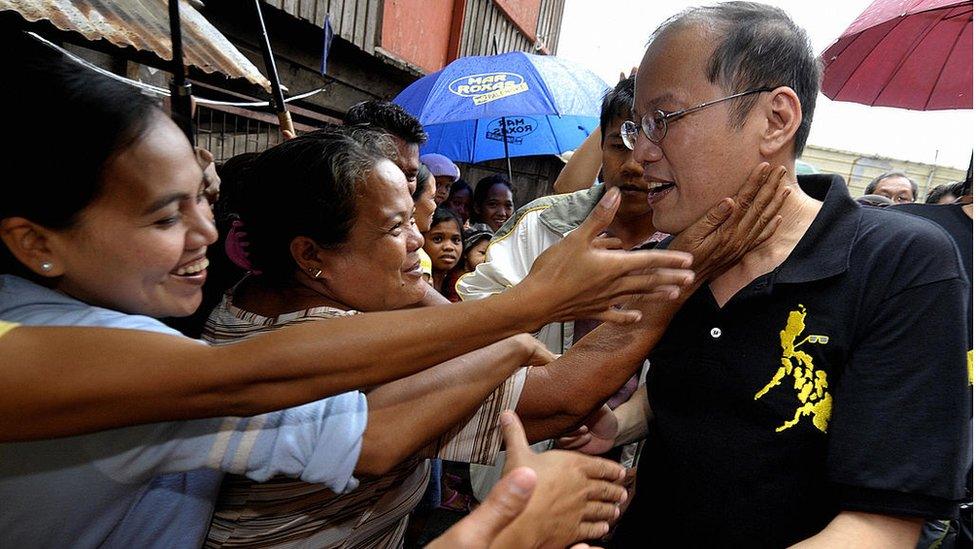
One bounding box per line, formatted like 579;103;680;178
600;75;635;143
344;100;427;145
924;183;959;204
651;2;822;157
865;171;917;200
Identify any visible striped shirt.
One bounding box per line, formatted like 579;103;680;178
202;295;527;548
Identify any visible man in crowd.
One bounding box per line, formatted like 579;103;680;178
864;171;918;204
604;3;969;546
458;76;667;354
345;100;425;192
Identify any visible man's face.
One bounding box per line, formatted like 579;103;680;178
872;176;915;204
602;114;652;220
392;137;420;194
632;27;764;234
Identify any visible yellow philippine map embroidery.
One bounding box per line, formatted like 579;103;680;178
968;350;973;386
754;305;833;433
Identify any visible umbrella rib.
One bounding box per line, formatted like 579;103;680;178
870;11;944;105
832;23;893;99
924;14;970;108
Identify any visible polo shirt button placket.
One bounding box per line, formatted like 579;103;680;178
709;327;722;339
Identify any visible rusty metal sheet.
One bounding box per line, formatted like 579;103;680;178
0;0;272;91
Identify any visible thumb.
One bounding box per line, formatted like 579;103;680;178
460;467;537;543
500;411;532;461
577;187;621;240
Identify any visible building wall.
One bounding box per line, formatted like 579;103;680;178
799;145;967;200
380;0;456;73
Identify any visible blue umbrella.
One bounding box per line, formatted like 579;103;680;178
394;52;609;173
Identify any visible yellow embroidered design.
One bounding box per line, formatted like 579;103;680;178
755;305;833;433
967;350;973;386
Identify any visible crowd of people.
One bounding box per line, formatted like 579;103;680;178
0;2;971;548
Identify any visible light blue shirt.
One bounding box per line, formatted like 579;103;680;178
0;275;367;548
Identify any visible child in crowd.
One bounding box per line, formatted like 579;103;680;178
472;175;514;232
461;223;493;272
422;208;464;300
445;180;473;227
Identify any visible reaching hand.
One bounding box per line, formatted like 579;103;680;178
522;187;695;326
491;411;627;548
512;334;559;367
556;405;619;456
670;163;790;282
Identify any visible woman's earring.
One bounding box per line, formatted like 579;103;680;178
40;262;53;272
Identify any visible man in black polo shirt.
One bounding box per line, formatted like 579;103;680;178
607;3;970;547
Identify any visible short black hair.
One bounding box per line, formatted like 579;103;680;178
430;207;464;240
865;171;917;200
652;2;822;157
600;75;635;143
234;125;396;283
924;183;959;204
449;179;473;198
344;100;427;145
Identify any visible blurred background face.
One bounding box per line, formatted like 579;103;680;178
423;219;462;272
602;114;654;220
465;238;490;271
45;115;216;318
415;173;438;232
447;188;472;224
873;176;915;204
392;137;420;194
477;184;514;232
320;159;426;311
434;176;454;204
633;27;764;234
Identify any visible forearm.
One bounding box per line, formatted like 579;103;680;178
517;296;684;442
0;289;544;442
790;512;922;548
356;336;531;475
553;128;602;194
613;383;651;446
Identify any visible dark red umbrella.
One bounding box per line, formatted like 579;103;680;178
821;0;973;110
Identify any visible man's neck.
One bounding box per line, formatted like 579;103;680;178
606;211;659;250
710;181;822;307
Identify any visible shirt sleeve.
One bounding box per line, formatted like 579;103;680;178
83;391;368;494
827;272;970;519
456;209;545;301
416;368;528;464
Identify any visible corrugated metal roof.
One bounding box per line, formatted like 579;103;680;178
0;0;272;91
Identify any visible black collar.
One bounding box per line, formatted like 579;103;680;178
774;174;861;284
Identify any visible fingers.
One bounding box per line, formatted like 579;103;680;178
607;270;694;298
604;249;694;275
736;166;787;236
575;521;611;541
581;456;626;482
591;308;642;325
499;411;531;463
556;432;592;450
583;501;621;523
592;236;624;250
576;188;621;240
731;162;772;213
465;466;537;539
744;184;790;244
586;479;628;503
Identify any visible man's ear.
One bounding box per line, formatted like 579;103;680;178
0;217;66;277
759;86;802;158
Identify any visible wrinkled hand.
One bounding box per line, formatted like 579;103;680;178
556;405;618;456
670;163;790;282
522;187;695;326
493;411;627;548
